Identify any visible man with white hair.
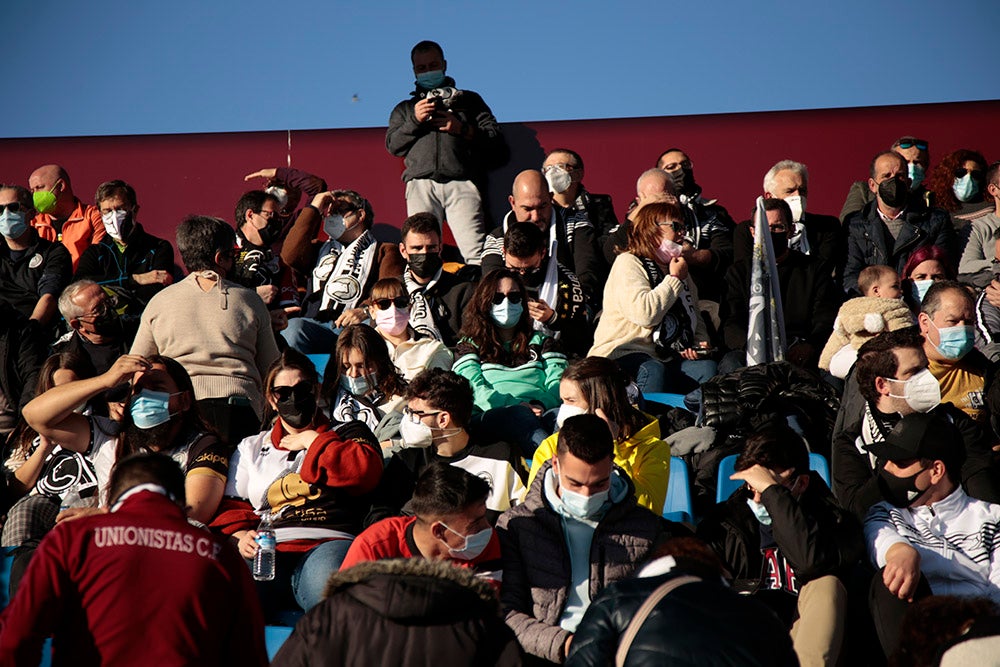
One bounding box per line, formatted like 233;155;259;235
734;160;843;278
54;280;129;376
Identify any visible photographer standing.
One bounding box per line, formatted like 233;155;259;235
386;40;507;267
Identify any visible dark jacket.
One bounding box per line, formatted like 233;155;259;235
385;77;508;183
496;461;672;664
723;249;842;353
734;211;844;281
566;567;798;667
0;304;45;411
73;223;174;311
697;472;864;604
839;180;933;224
271;558;522;667
566;190;618;258
0;230;72;321
842;200;956;294
409;265;478;348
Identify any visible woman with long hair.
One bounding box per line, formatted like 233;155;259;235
526;356;671;513
590;200;711;393
453;268;567;455
900;244;954;311
367;278;452;380
215;348;382;615
925;149;991;227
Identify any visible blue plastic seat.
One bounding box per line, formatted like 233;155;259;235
715;452;831;503
306;354;331;381
662;456;693;523
265;625;294;660
642;392;688;409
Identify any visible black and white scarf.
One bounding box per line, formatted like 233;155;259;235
312;230;377;317
638;256;697;355
404;267;442;341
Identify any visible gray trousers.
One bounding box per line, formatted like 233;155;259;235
405;178;485;265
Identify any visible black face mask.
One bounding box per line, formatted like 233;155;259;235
877;465;929;508
770;232;789;255
276;386;317;429
408;252;443;280
257;219;283;247
878;177;910;209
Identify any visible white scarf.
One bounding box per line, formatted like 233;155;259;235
331;386;382;431
312;231;377;316
404;267;442;341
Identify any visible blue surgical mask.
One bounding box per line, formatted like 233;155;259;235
490;299;523;329
558;477;610;521
908;163;925;190
0;210;27;239
416;70;446;89
953;174;979;202
441;523;492;561
928;320;975;360
340;373;373;396
129;389;178;429
746;498;772;526
910;279;933;305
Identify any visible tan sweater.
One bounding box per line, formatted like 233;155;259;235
130;273;279;417
589;252;706;359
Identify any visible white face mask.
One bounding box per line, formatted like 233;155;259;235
784;195;806;223
555;404;587;429
399;415;434;448
545;167;573;194
101;209;129;240
886;368;941;413
324;214;347;241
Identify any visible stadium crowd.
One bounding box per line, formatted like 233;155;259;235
2;39;1000;666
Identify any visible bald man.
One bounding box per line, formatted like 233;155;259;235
28;164;105;271
481;170;604;302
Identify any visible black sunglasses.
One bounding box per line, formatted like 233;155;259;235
0;202;23;214
272;381;313;402
954;167;984;179
897;139;928;151
374;296;409;310
492;291;523;305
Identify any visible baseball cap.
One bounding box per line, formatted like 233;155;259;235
867;412;965;466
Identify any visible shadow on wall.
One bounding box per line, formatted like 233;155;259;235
483;123;546;229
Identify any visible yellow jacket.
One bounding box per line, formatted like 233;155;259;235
525;414;671;513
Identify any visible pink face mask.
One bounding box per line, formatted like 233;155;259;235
375;306;409;336
654;238;684;264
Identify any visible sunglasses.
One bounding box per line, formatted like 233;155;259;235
954;167;984;179
272;381;313;402
656;221;687;233
0;202;23;214
492;291;523;305
897;139;928;150
373;296;409;310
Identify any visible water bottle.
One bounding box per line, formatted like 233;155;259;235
252;511;276;581
60;482;82;511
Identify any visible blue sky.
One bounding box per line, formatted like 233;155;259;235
5;0;998;138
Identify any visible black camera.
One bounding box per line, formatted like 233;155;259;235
422;86;462;109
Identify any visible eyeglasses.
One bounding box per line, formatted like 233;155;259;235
0;202;23;214
507;265;542;277
403;406;442;423
272;381;312;402
897;139;928;151
492;291;523;305
954;167;984;179
542;163;579;173
256;210;277;220
373;296;409;310
77;295;118;322
656;221;686;233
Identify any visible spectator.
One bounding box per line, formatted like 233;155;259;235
843;150;955;295
503;221;593;357
367;278;453;381
243;165;328;232
591;200;712;393
566;537;798;667
130;215;280;445
528;356;672;514
0;183;72;329
722;197;841;374
892;595;1000;667
483;170;603;304
958;161;1000;288
231;189;300;319
840;137;933;223
831;329;999;521
53;280;130;377
974;237;1000;362
698;423;863;667
497;414;670;664
542;148;617;257
386;39;507;266
925;149;992;230
367;368;525;526
213;349;383;614
0;452;267;666
900;245;953;312
341;461;503;582
0;300;46;438
280;189;405;354
321;323;407;446
602;168;682;264
453;268;567;456
864;412;1000;656
74;179;175;319
27;164;105;270
271;558;521;667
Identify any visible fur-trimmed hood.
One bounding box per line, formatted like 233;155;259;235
324;558;499;622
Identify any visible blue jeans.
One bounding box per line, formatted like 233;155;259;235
616;352;667;393
291;539;353;610
472;405;549;458
282;317;338;355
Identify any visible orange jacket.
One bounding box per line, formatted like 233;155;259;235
31;198;105;270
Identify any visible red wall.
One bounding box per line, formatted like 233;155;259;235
2;100;997;251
